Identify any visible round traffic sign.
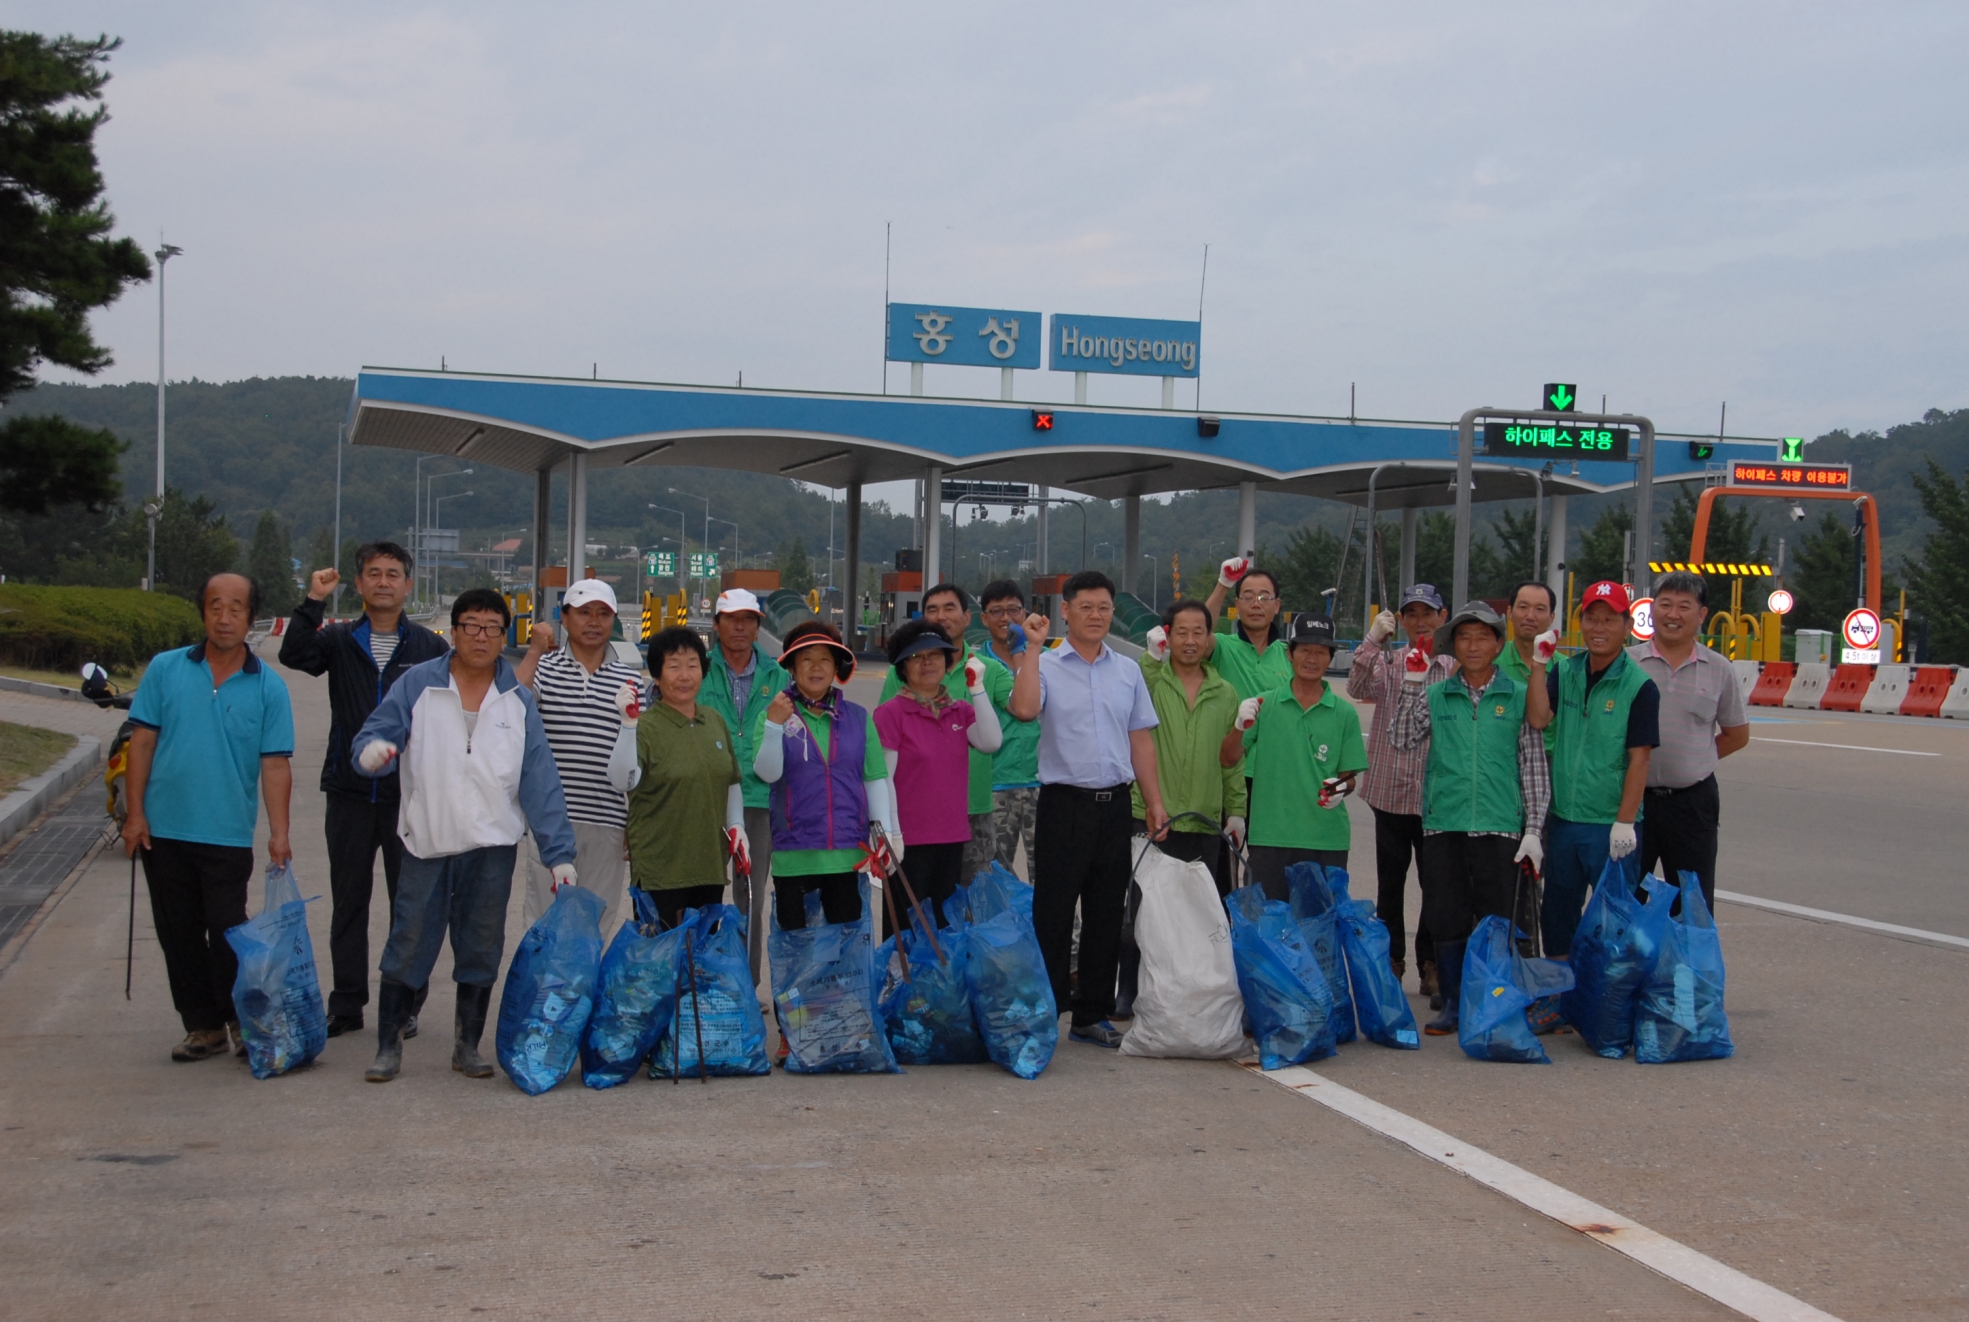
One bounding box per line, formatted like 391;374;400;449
1842;607;1881;650
1629;597;1655;640
1766;588;1795;615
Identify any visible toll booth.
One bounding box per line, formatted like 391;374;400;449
879;570;923;648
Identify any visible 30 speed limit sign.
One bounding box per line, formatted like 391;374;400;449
1842;607;1881;650
1629;597;1655;640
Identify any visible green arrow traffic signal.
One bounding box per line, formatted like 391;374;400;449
1781;437;1804;462
1545;383;1576;411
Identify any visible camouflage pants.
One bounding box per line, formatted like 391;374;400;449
991;786;1039;880
961;811;998;887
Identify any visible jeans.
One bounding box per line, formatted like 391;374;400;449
993;786;1039;879
961;811;997;887
1541;816;1614;958
379;845;518;991
1639;775;1719;912
1034;783;1133;1027
141;837;253;1033
1246;845;1349;905
1371;808;1435;968
322;793;404;1017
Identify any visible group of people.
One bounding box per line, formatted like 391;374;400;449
117;535;1747;1073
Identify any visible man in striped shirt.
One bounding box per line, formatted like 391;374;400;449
516;578;643;927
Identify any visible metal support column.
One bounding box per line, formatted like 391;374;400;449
1036;485;1050;575
923;464;943;589
568;452;589;585
1000;367;1014;401
1546;495;1568;601
1633;423;1657;598
1161;376;1175;409
1237;482;1257;559
1399;507;1417;591
1074;372;1088;406
1122;495;1141;594
531;466;553;636
910;362;924;396
844;479;863;651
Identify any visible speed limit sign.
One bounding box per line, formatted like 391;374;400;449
1842;607;1881;650
1629;597;1655;640
1766;588;1795;615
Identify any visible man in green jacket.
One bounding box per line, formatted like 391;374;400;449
697;589;787;984
1389;602;1552;1034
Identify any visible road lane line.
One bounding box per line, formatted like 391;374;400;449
1750;737;1937;756
1244;1062;1844;1322
1717;891;1969;950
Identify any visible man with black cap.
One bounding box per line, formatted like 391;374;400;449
1388;601;1552;1035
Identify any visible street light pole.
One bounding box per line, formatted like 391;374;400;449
669;487;713;614
431;490;474;604
422;467;472;608
149;243;182;591
649;503;688;602
331;424;345;616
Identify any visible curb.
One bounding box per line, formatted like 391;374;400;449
0;736;103;849
0;675;91;704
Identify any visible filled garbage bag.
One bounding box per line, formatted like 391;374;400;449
581;891;686;1089
961;873;1057;1080
1227;884;1337;1070
1458;914;1576;1064
1119;840;1245;1059
226;862;327;1079
1337;899;1420;1049
497;884;605;1095
877;907;986;1066
1285;862;1356;1046
653;905;771;1078
1634;875;1734;1064
771;883;900;1074
1562;860;1677;1059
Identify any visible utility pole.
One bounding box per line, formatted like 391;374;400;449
149;243;182;590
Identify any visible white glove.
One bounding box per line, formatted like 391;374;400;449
1532;629;1560;666
613;680;642;726
1217;556;1251;590
1144;625;1169;663
963;654;986;697
1513;832;1544;873
1608;822;1637;860
1401;646;1431;685
1226;815;1246;850
1368;610;1398;644
1234;696;1264;730
550;862;578;893
356;740;399;773
1318;777;1354;809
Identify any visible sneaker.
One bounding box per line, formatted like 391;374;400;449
325;1013;364;1038
1069;1020;1126;1049
170;1029;230;1062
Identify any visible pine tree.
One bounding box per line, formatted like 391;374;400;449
774;539;814;594
247;510;297;617
1260;524;1343;617
1657;487;1772;605
1903;460;1969;662
1573;505;1634;588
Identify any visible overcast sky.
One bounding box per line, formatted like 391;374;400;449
28;2;1969;449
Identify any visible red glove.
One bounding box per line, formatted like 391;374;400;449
1401;647;1430;684
1217;556;1251;590
725;826;751;878
1532;629;1559;665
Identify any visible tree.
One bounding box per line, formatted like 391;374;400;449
774;539;814;594
1657;487;1772;606
1472;506;1544;601
147;489;237;603
1260;524;1343;616
247;511;297;616
0;32;151;511
1573;504;1634;587
1411;510;1455;594
1902;460;1969;662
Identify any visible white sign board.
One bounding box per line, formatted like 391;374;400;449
1842;607;1881;650
1842;648;1881;664
1629;596;1655;641
1766;588;1795;615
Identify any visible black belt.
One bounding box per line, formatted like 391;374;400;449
1043;782;1131;802
1646;774;1716;798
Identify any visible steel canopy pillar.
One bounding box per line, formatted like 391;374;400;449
531;466;553;633
844;478;863;650
923;464;943;589
1237;482;1257;559
1399;507;1417;591
1037;485;1050;575
1546;495;1568;601
1123;495;1141;594
568;451;589;586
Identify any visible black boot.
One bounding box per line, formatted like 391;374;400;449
405;981;429;1040
1423;940;1465;1036
451;983;494;1078
365;981;416;1082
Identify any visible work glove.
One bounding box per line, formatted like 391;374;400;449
1217;556;1251;590
725;826;751;877
1532;629;1560;666
874;830;905;873
1368;610;1398;645
1401;647;1431;685
1608;822;1637;860
1513;832;1544;874
1234;696;1264;731
356;740;399;774
1226;815;1246;850
1318;777;1354;809
550;862;578;893
614;680;642;725
963;655;987;697
1008;622;1027;655
1145;625;1169;663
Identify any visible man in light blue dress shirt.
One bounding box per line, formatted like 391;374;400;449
1009;571;1165;1048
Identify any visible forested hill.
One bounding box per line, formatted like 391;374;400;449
1797;408;1969;571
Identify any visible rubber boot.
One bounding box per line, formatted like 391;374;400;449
365;981;415;1082
451;983;494;1078
1423;940;1464;1036
405;981;429;1040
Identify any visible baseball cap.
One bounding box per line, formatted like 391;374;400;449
1398;583;1445;612
562;578;619;613
1580;581;1632;615
714;588;763;617
1434;601;1506;653
1287;614;1336;651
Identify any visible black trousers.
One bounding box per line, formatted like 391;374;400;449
141;837;253;1033
1372;808;1437;967
1247;845;1350;906
646;883;726;932
1418;833;1521;946
885;840;962;939
775;870;863;932
1119;826;1225;1008
1640;775;1720;913
1034;783;1133;1027
322;792;405;1017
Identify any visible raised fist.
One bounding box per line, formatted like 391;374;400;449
1234;696;1264;731
1217;556;1252;590
614;680;642;725
1021;612;1051;649
308;568;340;601
766;691;795;724
1145;625;1169;662
1532;629;1559;665
527;620;556;652
963;654;986;695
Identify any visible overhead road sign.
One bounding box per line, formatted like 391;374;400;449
1049;314;1200;378
1543;383;1577;412
1730;461;1851;489
941;480;1031;506
1649;561;1775;576
1484;422;1630;461
887;303;1041;369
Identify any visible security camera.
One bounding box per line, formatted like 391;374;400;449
1789;503;1806;522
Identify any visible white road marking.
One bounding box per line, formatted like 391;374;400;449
1717;891;1969;950
1750;737;1937;756
1244;1062;1845;1322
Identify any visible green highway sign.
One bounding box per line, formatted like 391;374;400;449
1781;437;1805;462
653;551;676;576
1485;422;1630;461
643;552;659;575
688;552;706;578
704;553;719;576
1544;383;1577;412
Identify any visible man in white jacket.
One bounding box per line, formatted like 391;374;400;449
351;589;578;1083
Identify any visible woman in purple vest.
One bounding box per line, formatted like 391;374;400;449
873;619;1003;936
752;621;900;930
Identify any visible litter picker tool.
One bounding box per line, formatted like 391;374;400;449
683;927;708;1084
125;850;136;1001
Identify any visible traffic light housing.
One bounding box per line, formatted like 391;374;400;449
1689;440;1715;460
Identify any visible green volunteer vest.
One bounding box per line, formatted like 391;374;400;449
1422;672;1527;835
1551;651;1650;824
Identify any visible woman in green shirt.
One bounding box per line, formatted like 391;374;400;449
608;627;744;930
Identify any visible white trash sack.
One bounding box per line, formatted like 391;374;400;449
1119;839;1247;1059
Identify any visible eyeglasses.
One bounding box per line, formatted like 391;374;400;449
1069;602;1115;615
453;622;504;638
1237;592;1277;605
983;605;1023;619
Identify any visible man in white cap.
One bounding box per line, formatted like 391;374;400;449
515;575;644;926
696;587;787;984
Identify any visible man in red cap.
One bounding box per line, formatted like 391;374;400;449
1524;580;1659;959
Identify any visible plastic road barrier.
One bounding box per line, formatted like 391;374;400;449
1861;665;1912;715
1820;664;1876;713
1941;669;1969;720
1901;666;1958;718
1748;662;1795;707
1783;662;1832;710
1730;660;1761;705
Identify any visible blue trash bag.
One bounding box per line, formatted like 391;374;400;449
1562;860;1678;1059
962;877;1057;1080
1634;875;1734;1064
877;906;987;1066
1458;914;1576;1064
581;891;686;1089
496;884;606;1095
771;881;900;1074
225;862;327;1080
1285;863;1357;1046
652;904;772;1078
1337;899;1420;1049
1227;884;1337;1070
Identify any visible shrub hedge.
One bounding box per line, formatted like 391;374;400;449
0;584;204;671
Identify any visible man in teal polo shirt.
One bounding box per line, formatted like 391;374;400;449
978;579;1041;877
121;573;295;1064
697;589;787;984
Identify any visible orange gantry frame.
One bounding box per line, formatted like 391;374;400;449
1687;486;1880;614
